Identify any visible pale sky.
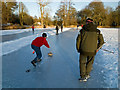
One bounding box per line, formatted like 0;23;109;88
15;0;119;19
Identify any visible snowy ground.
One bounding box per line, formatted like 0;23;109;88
0;27;119;89
0;28;71;56
97;28;118;87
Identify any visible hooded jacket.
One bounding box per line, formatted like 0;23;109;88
76;22;104;56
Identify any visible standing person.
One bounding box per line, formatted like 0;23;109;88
56;25;59;35
31;33;50;67
32;25;34;34
43;24;46;28
61;24;63;32
77;24;79;30
76;18;104;82
81;24;83;28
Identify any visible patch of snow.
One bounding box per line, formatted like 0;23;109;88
1;28;71;56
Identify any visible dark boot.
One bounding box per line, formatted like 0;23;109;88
37;59;42;62
86;75;90;79
31;60;36;67
78;77;87;82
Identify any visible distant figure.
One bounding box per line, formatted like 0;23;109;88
43;24;46;28
32;25;34;34
31;33;50;67
56;25;59;35
61;24;63;32
77;24;79;30
76;18;104;82
81;24;83;28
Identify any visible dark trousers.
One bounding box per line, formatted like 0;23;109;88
79;54;95;78
31;45;42;62
56;29;59;35
32;29;34;34
61;28;63;32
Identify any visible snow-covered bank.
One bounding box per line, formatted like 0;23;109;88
1;28;71;56
0;28;55;36
1;29;31;36
96;28;118;87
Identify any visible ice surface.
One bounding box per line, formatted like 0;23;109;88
1;28;118;88
1;28;71;56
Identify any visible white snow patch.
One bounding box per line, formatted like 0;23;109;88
1;28;71;56
97;28;118;88
0;28;55;36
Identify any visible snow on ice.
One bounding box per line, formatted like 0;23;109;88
1;27;119;88
1;28;71;56
97;28;118;87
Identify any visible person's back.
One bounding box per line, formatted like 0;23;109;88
80;22;98;56
56;25;59;35
32;37;49;48
61;25;63;28
76;18;104;82
56;25;59;30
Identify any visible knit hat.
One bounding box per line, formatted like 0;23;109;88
42;33;47;37
86;18;93;22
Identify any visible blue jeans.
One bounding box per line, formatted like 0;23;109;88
31;44;42;62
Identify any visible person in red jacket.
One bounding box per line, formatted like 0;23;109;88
32;25;34;34
31;33;50;67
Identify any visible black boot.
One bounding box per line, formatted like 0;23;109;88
31;60;36;67
37;59;42;62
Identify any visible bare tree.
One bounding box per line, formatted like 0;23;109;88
55;0;77;26
19;2;28;26
0;1;2;27
38;0;49;27
5;1;18;23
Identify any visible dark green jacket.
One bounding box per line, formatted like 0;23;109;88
76;23;104;56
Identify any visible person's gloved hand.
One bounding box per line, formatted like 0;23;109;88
32;51;35;54
96;49;98;53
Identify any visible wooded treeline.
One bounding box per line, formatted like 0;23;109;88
1;0;120;27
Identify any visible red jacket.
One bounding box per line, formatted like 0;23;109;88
31;37;50;48
32;26;34;29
